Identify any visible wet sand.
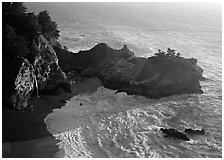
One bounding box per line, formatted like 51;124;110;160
2;78;101;158
3;136;61;158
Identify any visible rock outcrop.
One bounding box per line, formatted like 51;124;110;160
2;34;70;110
184;128;205;135
3;56;36;111
33;35;70;95
56;43;204;99
160;128;190;141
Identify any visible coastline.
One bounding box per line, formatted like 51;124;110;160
1;2;221;158
2;78;102;158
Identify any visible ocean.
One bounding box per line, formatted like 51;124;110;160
26;2;222;158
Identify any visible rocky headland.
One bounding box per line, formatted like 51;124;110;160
55;43;204;99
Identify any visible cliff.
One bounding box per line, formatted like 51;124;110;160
56;43;204;98
2;34;70;111
2;2;74;111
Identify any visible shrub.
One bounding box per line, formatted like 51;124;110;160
38;10;60;41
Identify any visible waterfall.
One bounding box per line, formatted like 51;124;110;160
34;73;39;98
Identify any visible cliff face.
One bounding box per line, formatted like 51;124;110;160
56;43;203;98
55;43;135;73
3;57;35;111
33;35;70;95
2;34;70;111
130;56;203;98
10;58;36;110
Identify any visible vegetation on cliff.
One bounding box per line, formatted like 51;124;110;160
3;2;59;60
2;2;69;110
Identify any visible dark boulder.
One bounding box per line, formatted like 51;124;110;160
160;128;190;141
66;71;83;84
184;128;205;135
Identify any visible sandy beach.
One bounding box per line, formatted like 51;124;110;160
2;78;101;158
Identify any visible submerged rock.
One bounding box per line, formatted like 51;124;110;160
57;43;204;99
160;128;190;141
184;128;205;135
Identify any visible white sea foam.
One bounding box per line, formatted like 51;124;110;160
45;84;221;158
45;87;163;157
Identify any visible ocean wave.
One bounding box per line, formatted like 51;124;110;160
45;86;221;158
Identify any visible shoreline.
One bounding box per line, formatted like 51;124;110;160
2;78;102;158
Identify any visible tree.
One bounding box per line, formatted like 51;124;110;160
2;2;27;27
3;25;29;58
166;48;177;57
2;2;27;17
21;12;41;40
3;2;40;41
154;49;166;57
38;10;60;41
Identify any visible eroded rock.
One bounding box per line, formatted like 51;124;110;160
3;34;70;110
160;128;190;141
57;43;204;99
184;128;205;135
